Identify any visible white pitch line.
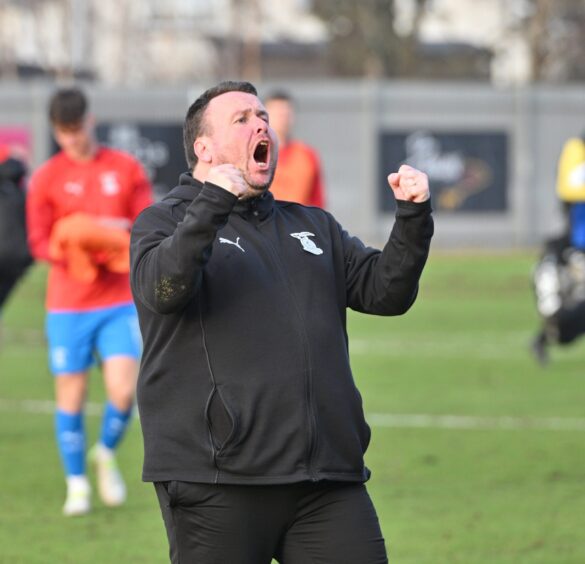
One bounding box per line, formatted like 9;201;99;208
2;398;585;432
0;398;103;416
367;413;585;432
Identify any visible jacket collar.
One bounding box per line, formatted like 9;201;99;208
167;172;274;222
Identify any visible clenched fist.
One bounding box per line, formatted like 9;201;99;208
387;165;430;203
206;164;249;199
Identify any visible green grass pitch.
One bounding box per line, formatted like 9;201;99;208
1;253;584;563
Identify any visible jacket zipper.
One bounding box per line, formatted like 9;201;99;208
253;219;318;481
199;295;222;484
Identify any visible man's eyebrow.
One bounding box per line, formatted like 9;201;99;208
231;107;269;119
231;108;252;119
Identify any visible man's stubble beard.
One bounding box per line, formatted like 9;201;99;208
241;167;276;200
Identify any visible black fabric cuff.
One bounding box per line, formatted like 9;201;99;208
200;182;239;209
395;198;433;219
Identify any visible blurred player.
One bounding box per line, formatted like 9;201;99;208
0;145;32;315
26;87;153;515
532;134;585;364
264;90;326;207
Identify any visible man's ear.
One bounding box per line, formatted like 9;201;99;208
194;137;212;164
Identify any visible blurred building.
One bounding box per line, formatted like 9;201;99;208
1;0;583;85
0;0;328;85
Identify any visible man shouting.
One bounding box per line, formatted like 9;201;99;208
130;80;433;564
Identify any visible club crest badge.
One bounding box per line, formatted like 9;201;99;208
100;172;120;196
290;232;323;255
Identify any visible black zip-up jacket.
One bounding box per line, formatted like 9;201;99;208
130;173;433;485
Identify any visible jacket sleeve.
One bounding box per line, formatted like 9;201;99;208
130;183;237;314
0;157;26;184
342;198;433;315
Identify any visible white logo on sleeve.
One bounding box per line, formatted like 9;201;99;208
219;236;246;253
290;232;323;255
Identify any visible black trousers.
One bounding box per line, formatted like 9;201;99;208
154;480;389;564
553;302;585;344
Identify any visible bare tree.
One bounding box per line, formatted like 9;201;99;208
314;0;402;77
523;0;585;82
314;0;585;82
239;0;262;81
314;0;468;79
398;0;430;76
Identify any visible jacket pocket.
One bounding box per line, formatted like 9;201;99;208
205;386;237;452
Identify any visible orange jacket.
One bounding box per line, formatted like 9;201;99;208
49;213;131;283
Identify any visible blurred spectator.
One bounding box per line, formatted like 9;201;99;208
0;144;33;314
26;87;153;516
264;91;326;208
532;135;585;364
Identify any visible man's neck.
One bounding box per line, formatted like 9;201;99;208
191;165;208;184
65;142;98;163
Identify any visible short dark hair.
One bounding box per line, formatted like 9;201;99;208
183;81;258;169
264;90;293;104
49;87;88;126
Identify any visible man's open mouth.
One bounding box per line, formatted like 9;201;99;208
253;140;269;165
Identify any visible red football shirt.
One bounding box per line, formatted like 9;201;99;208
27;147;153;311
269;141;325;208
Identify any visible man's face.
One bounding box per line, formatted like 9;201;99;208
202;91;278;194
52;116;94;161
264;99;294;144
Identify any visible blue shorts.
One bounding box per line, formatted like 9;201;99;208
46;303;142;375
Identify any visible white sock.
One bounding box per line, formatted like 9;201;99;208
95;443;115;459
66;475;90;491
